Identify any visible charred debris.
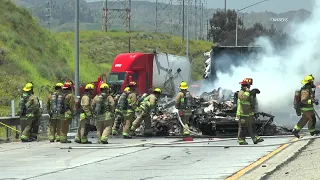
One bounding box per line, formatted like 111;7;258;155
133;88;292;137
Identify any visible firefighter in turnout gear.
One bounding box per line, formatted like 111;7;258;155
131;88;161;136
47;82;64;142
92;83;115;144
123;82;139;139
175;81;193;136
60;82;74;143
26;82;41;141
237;78;264;145
292;75;318;138
112;87;130;135
75;83;94;144
19;83;41;142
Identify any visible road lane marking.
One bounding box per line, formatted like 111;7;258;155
225;138;298;180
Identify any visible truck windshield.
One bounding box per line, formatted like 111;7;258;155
107;72;126;83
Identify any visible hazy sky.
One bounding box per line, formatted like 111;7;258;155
86;0;314;13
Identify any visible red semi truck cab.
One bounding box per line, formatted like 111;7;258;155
107;53;155;95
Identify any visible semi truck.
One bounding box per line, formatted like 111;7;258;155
106;51;191;96
205;45;262;81
68;51;191;102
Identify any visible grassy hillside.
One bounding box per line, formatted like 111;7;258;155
0;0;212;117
56;31;212;81
0;0;105;116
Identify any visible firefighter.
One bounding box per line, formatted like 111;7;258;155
292;75;318;138
75;83;94;144
29;82;41;141
237;78;264;145
138;93;149;104
123;82;139;139
18;83;40;142
47;82;64;142
131;88;162;136
60;82;74;143
112;87;130;135
175;81;193;136
92;83;115;144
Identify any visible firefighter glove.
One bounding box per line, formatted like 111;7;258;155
251;88;260;95
314;99;319;105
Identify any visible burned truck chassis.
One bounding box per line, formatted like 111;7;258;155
137;94;292;137
85;90;291;137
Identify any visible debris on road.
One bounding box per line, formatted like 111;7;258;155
132;88;292;137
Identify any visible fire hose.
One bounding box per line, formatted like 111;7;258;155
61;135;320;149
175;112;202;136
0;122;21;133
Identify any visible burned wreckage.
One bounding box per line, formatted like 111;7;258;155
132;88;290;137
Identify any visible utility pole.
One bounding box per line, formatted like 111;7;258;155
45;0;52;30
186;0;189;58
155;0;158;32
102;0;108;32
126;0;131;52
225;0;226;13
235;0;269;46
207;19;209;41
194;0;198;39
170;0;173;35
75;0;80;112
182;0;185;42
201;2;204;40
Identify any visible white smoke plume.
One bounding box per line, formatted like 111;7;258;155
203;1;320;126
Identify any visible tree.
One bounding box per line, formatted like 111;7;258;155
208;10;287;46
208;9;243;44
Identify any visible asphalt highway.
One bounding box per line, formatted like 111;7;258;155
0;136;295;180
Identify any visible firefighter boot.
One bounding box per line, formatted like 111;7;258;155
292;129;300;138
311;130;320;136
123;134;132;139
60;139;71;143
112;129;120;135
253;136;264;144
238;140;248;145
81;141;92;144
310;131;315;136
21;138;33;142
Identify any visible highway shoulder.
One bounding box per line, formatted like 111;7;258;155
237;135;313;180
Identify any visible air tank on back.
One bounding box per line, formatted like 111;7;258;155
153;52;191;96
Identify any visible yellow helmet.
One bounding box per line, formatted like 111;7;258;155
100;83;109;89
23;83;33;92
55;82;64;87
124;87;130;92
179;81;188;90
85;83;94;90
302;75;314;85
154;88;161;93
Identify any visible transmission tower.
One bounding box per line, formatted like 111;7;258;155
102;0;131;33
102;0;131;51
45;0;52;30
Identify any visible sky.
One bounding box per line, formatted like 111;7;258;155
85;0;314;13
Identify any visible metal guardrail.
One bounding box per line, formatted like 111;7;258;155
0;114;50;140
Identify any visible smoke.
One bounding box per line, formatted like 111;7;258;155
203;1;320;126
